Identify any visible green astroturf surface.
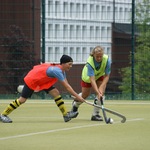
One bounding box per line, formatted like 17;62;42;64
0;100;150;150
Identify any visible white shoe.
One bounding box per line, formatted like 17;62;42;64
63;111;79;122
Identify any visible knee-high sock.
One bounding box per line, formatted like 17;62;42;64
1;99;21;116
72;101;82;109
92;98;101;116
72;92;82;111
54;95;67;116
92;96;105;116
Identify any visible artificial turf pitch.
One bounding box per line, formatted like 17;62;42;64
0;99;150;150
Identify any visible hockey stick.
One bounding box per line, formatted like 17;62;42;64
99;97;110;124
71;95;126;123
85;100;126;123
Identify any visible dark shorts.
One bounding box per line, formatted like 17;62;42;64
81;76;104;88
21;83;55;98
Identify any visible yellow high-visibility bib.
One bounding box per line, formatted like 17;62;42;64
82;54;108;83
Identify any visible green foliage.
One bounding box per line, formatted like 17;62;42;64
119;0;150;95
136;0;150;25
0;25;37;93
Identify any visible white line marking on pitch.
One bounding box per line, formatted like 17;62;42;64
126;118;144;122
1;101;150;105
0;118;144;141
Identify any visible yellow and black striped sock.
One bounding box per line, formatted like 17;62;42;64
2;99;21;116
54;95;67;116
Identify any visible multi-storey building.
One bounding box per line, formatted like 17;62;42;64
44;0;132;63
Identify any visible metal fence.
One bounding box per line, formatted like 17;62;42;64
0;0;149;100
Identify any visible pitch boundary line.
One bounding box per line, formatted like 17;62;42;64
0;118;144;141
1;101;150;105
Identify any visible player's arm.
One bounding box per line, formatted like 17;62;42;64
90;76;102;99
99;74;110;95
47;67;84;102
60;79;85;102
99;59;111;95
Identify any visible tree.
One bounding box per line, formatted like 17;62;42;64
119;0;150;97
0;25;38;93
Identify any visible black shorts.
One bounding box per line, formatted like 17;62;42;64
21;83;56;98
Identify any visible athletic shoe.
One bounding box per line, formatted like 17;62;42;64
0;115;13;123
63;111;79;122
63;115;71;122
69;110;79;118
70;107;79;119
91;115;103;121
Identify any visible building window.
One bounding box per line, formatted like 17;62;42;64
128;8;132;21
76;25;81;39
102;6;106;20
70;3;75;18
90;26;94;40
63;47;68;54
96;26;100;40
55;47;60;62
48;0;53;16
107;27;111;41
82;4;87;19
107;47;111;61
55;1;60;17
76;47;81;62
119;7;123;21
48;47;53;62
55;24;60;39
107;6;111;20
96;5;100;19
70;47;74;60
101;26;105;40
90;4;94;19
82;47;87;62
124;8;128;20
63;2;68;18
76;3;80;18
63;25;68;39
115;7;118;20
48;24;53;39
82;26;87;40
70;25;74;39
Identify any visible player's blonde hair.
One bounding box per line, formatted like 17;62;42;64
90;46;104;56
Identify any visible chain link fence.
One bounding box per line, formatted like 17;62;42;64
0;0;149;100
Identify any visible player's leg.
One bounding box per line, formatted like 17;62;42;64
71;86;91;116
91;97;103;121
91;78;104;121
71;93;83;112
0;84;33;123
47;87;78;122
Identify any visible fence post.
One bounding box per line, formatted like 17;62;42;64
41;0;45;99
131;0;135;100
42;0;45;63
